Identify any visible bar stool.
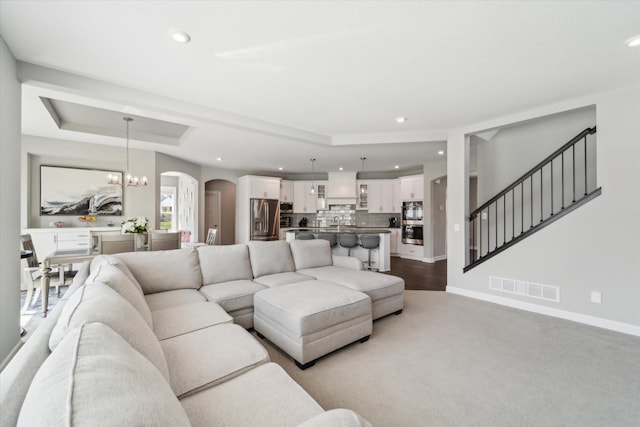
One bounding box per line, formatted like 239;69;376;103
296;232;315;240
338;233;358;256
360;235;380;271
318;233;337;247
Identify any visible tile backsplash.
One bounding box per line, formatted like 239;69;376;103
286;207;400;228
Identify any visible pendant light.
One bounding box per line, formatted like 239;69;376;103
360;157;367;193
108;117;148;187
309;158;316;195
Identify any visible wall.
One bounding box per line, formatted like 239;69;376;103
21;136;156;229
0;36;22;365
205;180;236;245
447;85;640;334
431;175;447;260
422;159;447;261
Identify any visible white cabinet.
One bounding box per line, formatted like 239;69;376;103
327;172;357;198
56;230;92;251
23;227;115;259
388;229;400;255
316;181;327;210
400;175;424;201
243;176;280;200
293;181;317;213
368;180;395;213
357;181;368;210
392;180;402;213
27;230;58;259
399;242;423;260
280;180;294;202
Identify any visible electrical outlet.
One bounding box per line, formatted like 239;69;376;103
590;291;602;304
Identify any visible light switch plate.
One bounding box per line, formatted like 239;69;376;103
590;291;602;304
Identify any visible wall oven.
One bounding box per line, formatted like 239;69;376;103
402;201;424;245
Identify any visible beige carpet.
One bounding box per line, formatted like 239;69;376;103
257;290;640;426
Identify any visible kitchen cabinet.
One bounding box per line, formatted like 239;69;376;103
293;181;317;213
400;175;424;201
357;181;368;210
399;241;423;260
368;180;395;213
243;176;280;199
392;180;402;213
316;181;327;210
388;228;400;255
280;180;294;202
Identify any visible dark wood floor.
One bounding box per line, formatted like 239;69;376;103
384;257;447;291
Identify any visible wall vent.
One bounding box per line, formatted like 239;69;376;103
489;276;560;302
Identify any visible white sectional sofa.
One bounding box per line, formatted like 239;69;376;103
1;239;404;426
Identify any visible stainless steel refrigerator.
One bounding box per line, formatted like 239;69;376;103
250;198;280;241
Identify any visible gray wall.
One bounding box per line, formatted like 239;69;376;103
431;175;447;259
447;85;640;331
0;36;22;365
205;180;236;245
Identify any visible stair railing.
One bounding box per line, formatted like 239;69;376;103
465;127;600;272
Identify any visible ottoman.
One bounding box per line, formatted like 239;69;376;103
254;280;372;369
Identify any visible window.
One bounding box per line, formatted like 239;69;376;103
160;186;177;231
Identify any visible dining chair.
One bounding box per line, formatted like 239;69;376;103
149;232;181;251
90;230;121;253
99;234;135;255
206;228;217;245
20;234;75;313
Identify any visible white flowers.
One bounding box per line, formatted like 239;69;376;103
122;216;150;234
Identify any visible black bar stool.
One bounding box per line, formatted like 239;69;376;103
338;233;358;256
296;232;315;240
318;233;337;247
360;234;380;271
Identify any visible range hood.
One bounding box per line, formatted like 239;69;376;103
327;171;357;204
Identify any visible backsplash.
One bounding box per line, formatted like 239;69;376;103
355;212;401;228
316;205;355;227
286;208;400;228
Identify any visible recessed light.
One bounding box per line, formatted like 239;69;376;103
394;165;400;169
627;35;640;48
216;157;223;161
396;117;407;123
437;150;445;155
278;167;284;171
172;31;191;44
339;167;344;171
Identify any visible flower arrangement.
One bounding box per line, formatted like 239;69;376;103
121;216;150;234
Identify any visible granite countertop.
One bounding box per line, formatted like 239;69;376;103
284;227;392;234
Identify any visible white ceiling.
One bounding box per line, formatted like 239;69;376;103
1;1;639;174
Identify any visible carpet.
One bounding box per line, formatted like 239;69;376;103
257;291;640;426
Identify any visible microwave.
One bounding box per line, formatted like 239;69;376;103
280;202;293;213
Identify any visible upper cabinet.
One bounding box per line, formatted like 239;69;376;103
392;180;401;213
280;180;294;202
240;175;281;200
327;171;357;199
293;181;318;213
400;175;424;201
368;180;396;213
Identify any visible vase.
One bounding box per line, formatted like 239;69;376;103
135;233;149;251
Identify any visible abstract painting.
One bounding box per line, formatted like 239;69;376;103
40;166;123;216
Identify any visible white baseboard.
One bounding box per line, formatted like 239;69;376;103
446;286;640;337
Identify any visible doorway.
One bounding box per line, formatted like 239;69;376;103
204;180;236;245
160;171;198;242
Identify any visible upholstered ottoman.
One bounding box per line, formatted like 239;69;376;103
253;280;372;369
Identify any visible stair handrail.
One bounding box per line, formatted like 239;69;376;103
469;126;597;219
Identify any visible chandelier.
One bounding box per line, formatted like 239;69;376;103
108;117;148;187
309;158;316;195
360;157;366;193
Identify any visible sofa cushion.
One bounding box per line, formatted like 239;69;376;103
200;280;267;313
153;302;233;340
253;271;315;287
90;254;144;294
180;362;324;427
198;244;253;284
161;323;269;398
296;409;373;427
145;289;207;311
289;239;333;270
115;248;202;294
18;323;190;427
297;266;404;302
85;264;153;328
247;240;296;277
49;284;170;381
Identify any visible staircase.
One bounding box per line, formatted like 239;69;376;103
464;127;600;272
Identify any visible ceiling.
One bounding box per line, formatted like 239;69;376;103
1;1;639;174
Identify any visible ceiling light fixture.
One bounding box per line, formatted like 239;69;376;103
396;117;407;123
626;35;640;47
278;167;284;171
438;150;445;155
394;165;400;169
216;157;223;161
339;167;344;171
172;31;191;44
108;117;148;187
309;158;316;195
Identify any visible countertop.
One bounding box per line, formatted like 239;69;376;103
283;227;395;234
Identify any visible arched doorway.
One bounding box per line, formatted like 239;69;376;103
160;171;198;242
204;180;236;245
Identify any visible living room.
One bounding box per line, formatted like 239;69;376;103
1;2;640;425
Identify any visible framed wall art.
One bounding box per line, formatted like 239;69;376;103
40;165;123;216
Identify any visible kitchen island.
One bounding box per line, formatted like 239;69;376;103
284;228;391;272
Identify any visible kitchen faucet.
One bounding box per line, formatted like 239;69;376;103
333;216;341;232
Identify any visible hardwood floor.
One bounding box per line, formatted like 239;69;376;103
384;256;447;291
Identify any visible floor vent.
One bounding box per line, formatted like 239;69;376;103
489;276;560;302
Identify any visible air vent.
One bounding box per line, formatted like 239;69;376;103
489;276;559;302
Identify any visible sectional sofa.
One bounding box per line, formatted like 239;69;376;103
1;239;405;426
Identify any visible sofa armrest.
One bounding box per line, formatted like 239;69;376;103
332;255;363;271
297;409;373;427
